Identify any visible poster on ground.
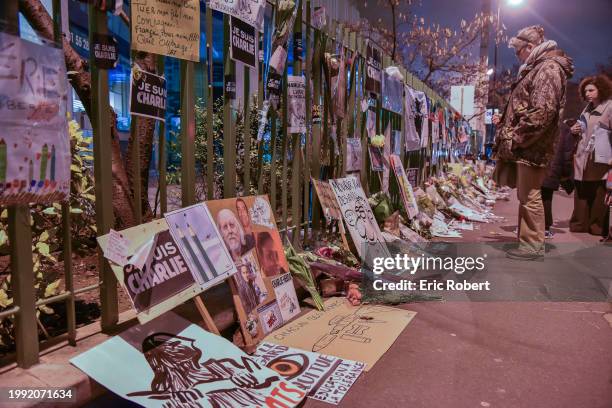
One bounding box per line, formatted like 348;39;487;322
312;179;342;221
131;0;200;61
346;138;362;172
265;297;416;371
365;42;382;94
208;0;266;32
0;32;70;206
390;155;419;219
230;16;257;68
287;75;306;133
165;203;237;289
329;177;391;263
71;315;306;408
254;342;365;405
130;65;167;122
97;220;203;323
206;195;293;343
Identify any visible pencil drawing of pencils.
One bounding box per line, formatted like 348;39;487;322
175;223;207;283
187;222;214;281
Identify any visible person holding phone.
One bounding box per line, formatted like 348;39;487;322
569;74;612;237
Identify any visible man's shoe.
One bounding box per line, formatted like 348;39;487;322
506;247;543;261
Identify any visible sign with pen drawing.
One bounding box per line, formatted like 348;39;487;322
0;32;70;206
130;65;167;122
131;0;200;61
265;297;416;371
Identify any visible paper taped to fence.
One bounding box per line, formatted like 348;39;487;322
131;0;200;61
287;75;306;133
266;297;415;371
208;0;266;32
254;342;365;405
71;316;306;408
0;32;70;206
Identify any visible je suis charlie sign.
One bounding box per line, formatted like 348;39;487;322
130;65;167;122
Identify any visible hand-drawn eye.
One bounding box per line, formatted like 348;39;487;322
266;353;309;379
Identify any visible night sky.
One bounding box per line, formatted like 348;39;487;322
357;0;612;80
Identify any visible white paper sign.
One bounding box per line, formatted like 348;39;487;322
208;0;266;32
104;229;131;266
271;272;301;322
287;75;306;133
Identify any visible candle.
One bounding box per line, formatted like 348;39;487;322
187;223;215;281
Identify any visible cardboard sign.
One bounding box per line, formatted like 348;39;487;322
71;317;306;408
0;32;70;206
130;66;167;122
390;155;419;220
346;138;362;172
254;342;365;405
97;220;203;323
266;297;416;371
406;167;419;188
92;33;118;69
271;273;300;322
365;42;382;94
369;146;384;172
131;0;200;61
287;76;306;133
329;177;391;263
165;203;237;289
230;17;257;68
206;195;293;343
208;0;266;32
312;179;342;222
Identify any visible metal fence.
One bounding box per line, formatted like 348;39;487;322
1;0;462;369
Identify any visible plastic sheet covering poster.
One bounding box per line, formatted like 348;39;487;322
71;314;306;408
165;203;237;288
329;177;391;264
98;220;204;324
390;155;419;220
0;32;70;205
254;342;365;405
206;195;291;343
312;179;342;222
208;0;266;32
131;0;200;61
265;297;416;371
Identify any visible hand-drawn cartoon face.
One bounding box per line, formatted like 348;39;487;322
344;196;377;243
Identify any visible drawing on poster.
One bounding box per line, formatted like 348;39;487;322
329;177;391;263
131;0;200;61
346;138;362;172
312;179;342;222
165;204;236;288
390;155;419;219
71;321;306;408
257;302;283;335
97;220;203;324
254;342;365;405
0;32;70;206
271;273;301;322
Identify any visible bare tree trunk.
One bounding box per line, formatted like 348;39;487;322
19;0;138;227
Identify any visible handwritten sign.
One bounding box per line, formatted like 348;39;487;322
131;0;200;62
0;32;70;205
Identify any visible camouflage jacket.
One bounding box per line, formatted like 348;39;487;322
494;45;574;167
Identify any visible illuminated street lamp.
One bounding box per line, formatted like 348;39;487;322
492;0;527;96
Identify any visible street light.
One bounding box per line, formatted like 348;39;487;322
492;0;526;99
507;0;524;6
486;68;494;76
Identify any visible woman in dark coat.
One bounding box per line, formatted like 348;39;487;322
541;125;575;238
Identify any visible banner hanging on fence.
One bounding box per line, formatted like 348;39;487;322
287;75;306;133
365;42;382;94
230;17;257;68
92;33;118;69
71;317;306;408
131;0;200;61
208;0;266;32
0;32;70;206
130;65;167;122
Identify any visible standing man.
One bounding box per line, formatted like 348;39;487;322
493;25;574;260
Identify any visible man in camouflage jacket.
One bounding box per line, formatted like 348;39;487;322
493;25;574;259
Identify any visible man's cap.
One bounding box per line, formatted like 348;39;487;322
509;25;545;49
